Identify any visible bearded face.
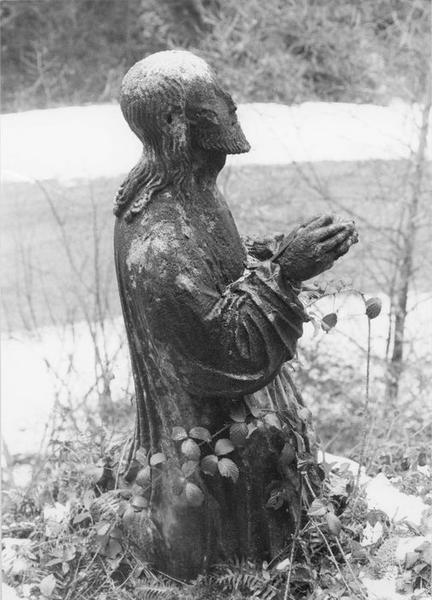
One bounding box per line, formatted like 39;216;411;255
186;81;250;155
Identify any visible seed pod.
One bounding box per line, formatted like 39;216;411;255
365;297;382;320
321;313;337;332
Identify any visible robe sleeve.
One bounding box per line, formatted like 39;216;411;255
144;232;309;399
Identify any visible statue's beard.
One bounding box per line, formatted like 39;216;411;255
193;122;251;155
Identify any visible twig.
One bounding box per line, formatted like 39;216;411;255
283;479;304;600
356;309;372;490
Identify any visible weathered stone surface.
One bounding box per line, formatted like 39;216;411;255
114;50;357;579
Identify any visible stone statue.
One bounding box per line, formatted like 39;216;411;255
113;50;357;579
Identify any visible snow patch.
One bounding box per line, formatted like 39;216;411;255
2;100;431;184
132;50;212;82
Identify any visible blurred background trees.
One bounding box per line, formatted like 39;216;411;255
1;0;430;112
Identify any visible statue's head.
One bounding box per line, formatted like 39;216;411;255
120;50;250;158
115;51;249;220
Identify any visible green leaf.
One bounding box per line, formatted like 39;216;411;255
184;482;204;507
365;297;382;320
405;551;419;569
229;402;247;423
321;312;337;332
95;521;111;536
200;454;218;476
82;489;95;510
275;557;291;572
189;426;211;443
171;426;188;442
172;474;186;495
244;396;265;418
181;438;201;461
307;498;328;518
105;538;122;559
122;506;136;527
218;458;239;483
73;510;91;525
247;422;258;437
279;443;296;469
149;452;166;466
135;465;152;487
229;422;248;447
131;495;148;511
135;447;148;466
215;438;235;456
263;412;282;429
326;512;342;537
182;460;198;478
39;574;56;598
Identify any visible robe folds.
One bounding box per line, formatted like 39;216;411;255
114;182;318;579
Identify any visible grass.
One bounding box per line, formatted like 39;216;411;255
1;159;431;331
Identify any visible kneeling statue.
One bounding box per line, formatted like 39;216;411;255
113;50;357;579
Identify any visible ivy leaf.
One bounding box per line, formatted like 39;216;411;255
405;551;419;569
83;489;95;510
229;402;246;423
39;574;56;598
215;438;235;456
130;495;148;511
365;297;382;320
229;422;248;447
244;396;265;418
73;510;91;525
182;460;198;478
135;447;148;466
171;474;186;495
189;427;211;443
105;538;122;559
200;454;218;476
218;458;239;483
263;413;282;429
95;521;111;536
307;498;328;518
181;438;201;461
326;513;342;537
122;506;136;527
171;426;188;442
247;422;258;438
275;557;291;572
149;452;166;466
135;466;151;487
184;482;204;507
110;527;122;540
279;443;296;469
321;312;337;332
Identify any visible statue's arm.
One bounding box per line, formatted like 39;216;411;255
147;239;308;399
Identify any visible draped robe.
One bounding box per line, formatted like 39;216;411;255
114;178;316;579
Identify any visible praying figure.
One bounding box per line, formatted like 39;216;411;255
114;50;357;579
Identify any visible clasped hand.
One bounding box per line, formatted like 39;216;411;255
273;214;358;282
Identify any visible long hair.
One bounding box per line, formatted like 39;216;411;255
113;70;190;222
